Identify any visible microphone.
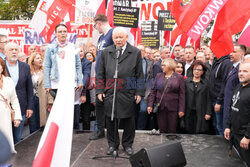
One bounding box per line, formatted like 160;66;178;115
116;46;122;59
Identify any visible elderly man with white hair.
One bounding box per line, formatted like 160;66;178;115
96;27;144;156
4;42;33;143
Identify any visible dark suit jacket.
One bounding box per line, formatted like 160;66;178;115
144;58;154;100
81;57;91;88
148;72;185;113
223;64;239;129
96;42;144;118
6;61;33;115
152;59;162;78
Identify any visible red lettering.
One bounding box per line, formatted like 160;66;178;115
152;2;165;20
140;3;151;20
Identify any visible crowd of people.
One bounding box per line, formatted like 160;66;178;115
0;13;249;166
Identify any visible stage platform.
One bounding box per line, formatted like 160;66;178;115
7;130;244;167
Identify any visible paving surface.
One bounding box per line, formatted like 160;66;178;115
7;130;244;167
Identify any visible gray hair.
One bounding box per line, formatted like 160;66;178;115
112;27;127;36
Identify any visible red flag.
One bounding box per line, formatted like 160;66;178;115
237;24;250;47
171;0;210;33
32;123;59;167
107;0;114;27
210;0;250;58
130;27;142;45
96;0;106;15
40;0;74;42
164;31;170;46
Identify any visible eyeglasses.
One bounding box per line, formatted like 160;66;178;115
193;69;203;72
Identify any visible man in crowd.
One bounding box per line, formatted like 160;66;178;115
5;42;33;143
43;23;83;97
89;13;114;140
153;46;171;78
96;27;144;155
223;44;246;130
136;44;154;130
173;45;183;61
0;34;8;60
224;62;250;166
209;53;232;135
184;45;196;77
28;45;37;57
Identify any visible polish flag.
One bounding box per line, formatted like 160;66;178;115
32;46;76;167
210;0;250;58
96;0;106;15
170;27;200;58
29;0;74;43
107;0;114;27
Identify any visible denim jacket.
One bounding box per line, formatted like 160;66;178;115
43;43;83;88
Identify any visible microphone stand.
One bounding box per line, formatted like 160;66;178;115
92;48;128;166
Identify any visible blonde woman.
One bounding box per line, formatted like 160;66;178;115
28;52;53;133
0;58;22;153
148;58;185;133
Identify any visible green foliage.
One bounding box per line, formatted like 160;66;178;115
0;0;39;20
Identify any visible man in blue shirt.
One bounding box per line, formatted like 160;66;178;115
89;14;114;140
0;34;8;60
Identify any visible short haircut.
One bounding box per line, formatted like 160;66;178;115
55;23;67;32
113;27;127;36
191;60;207;78
174;45;182;50
235;44;246;54
162;58;177;72
160;46;171;53
185;45;195;51
94;14;108;23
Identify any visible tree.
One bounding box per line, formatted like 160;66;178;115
0;0;39;20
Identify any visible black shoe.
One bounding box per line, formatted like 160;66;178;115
124;147;133;156
89;130;105;140
106;146;115;155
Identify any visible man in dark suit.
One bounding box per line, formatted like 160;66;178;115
96;27;144;156
136;44;154;130
5;42;33;143
184;45;196;78
223;44;246;130
152;46;171;78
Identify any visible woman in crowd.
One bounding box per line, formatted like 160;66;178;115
28;52;53;133
175;60;185;77
147;58;185;133
152;50;161;63
0;58;22;153
85;51;95;63
185;61;211;134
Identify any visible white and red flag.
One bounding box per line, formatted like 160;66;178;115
32;47;76;167
29;0;74;42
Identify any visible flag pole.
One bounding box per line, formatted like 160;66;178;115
169;31;171;48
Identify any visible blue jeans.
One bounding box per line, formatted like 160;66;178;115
13;114;26;144
137;99;148;130
29;96;40;134
212;101;224;135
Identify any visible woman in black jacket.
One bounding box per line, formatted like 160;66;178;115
185;61;211;134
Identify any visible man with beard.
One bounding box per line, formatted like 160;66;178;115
224;63;250;166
